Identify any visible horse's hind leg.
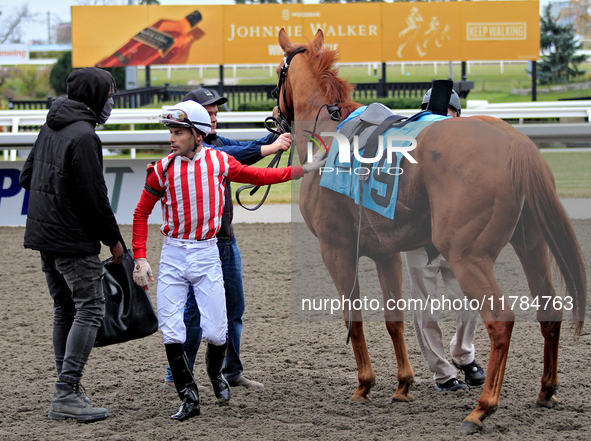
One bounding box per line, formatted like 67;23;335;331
444;253;515;434
510;213;563;408
320;243;376;402
375;253;415;402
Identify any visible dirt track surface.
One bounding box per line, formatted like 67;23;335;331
1;221;590;441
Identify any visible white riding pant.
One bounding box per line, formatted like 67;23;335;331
405;247;480;384
157;237;227;346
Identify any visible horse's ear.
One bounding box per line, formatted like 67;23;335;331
278;28;294;53
312;29;324;51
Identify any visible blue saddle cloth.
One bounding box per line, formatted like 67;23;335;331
319;108;449;220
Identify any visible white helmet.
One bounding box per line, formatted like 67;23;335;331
161;100;212;135
421;88;462;115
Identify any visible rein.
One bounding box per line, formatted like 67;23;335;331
238;43;362;346
235;47;306;211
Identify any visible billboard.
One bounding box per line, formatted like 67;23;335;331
460;1;540;60
72;5;224;67
381;2;462;62
71;2;539;67
0;45;29;65
222;3;382;64
0;160;163;226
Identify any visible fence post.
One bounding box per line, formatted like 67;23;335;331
531;61;537;102
47;96;54;109
218;64;225;95
163;83;170;102
8;96;14;110
378;62;387;98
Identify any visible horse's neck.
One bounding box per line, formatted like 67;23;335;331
293;92;324;124
294;114;338;165
292;87;336;163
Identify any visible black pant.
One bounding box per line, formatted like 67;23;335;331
41;252;105;384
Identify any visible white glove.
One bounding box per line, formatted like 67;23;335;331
303;158;327;174
303;148;328;174
133;258;154;290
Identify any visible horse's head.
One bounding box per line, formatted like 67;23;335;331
274;29;360;163
273;29;318;124
277;27;324;59
275;29;355;119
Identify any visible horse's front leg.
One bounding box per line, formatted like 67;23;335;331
375;253;415;402
345;317;376;401
320;242;375;402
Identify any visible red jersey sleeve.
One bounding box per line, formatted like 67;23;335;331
132;163;164;259
225;155;303;184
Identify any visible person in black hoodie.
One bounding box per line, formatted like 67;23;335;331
19;67;123;422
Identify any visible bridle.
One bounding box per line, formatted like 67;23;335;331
236;47;307;211
269;48;358;346
244;45;360;346
266;46;341;160
265;46;307;136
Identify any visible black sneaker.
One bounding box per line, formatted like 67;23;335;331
453;359;486;387
434;378;469;392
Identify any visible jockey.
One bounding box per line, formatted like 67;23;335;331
131;100;322;421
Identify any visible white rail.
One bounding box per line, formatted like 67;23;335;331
3;101;591;132
0;109;273;133
2;102;591;160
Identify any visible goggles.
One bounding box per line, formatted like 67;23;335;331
161;109;193;128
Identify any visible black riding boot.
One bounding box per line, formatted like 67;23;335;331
165;343;200;421
206;342;231;402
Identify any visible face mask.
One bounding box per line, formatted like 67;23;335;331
98;98;114;124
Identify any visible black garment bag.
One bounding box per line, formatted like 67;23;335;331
94;243;158;347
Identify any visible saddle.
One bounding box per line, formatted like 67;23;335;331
338;102;402;149
337;103;432;172
338;80;454;168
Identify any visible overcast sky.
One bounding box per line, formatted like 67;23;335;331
2;0;554;45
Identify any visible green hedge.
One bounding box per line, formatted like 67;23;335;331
237;97;424;112
101;123;163;131
237;100;276;111
357;97;424;109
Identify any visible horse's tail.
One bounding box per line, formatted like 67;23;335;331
510;140;587;336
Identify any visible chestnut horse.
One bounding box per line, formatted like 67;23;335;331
275;29;587;433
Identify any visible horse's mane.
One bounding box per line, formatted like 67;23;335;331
287;41;360;116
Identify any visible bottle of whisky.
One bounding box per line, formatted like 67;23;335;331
96;10;204;67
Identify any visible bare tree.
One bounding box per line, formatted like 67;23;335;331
561;0;591;38
0;6;33;44
54;23;72;45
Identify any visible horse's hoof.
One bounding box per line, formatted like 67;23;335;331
535;396;558;408
351;394;371;403
460;420;483;435
391;393;415;403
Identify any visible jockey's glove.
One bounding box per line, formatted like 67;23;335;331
303;148;328;174
303;159;327;174
133;258;154;290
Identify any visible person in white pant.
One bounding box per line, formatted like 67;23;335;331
131;100;322;421
406;88;486;392
406;247;485;391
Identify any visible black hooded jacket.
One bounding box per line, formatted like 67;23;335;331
19;67;121;255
